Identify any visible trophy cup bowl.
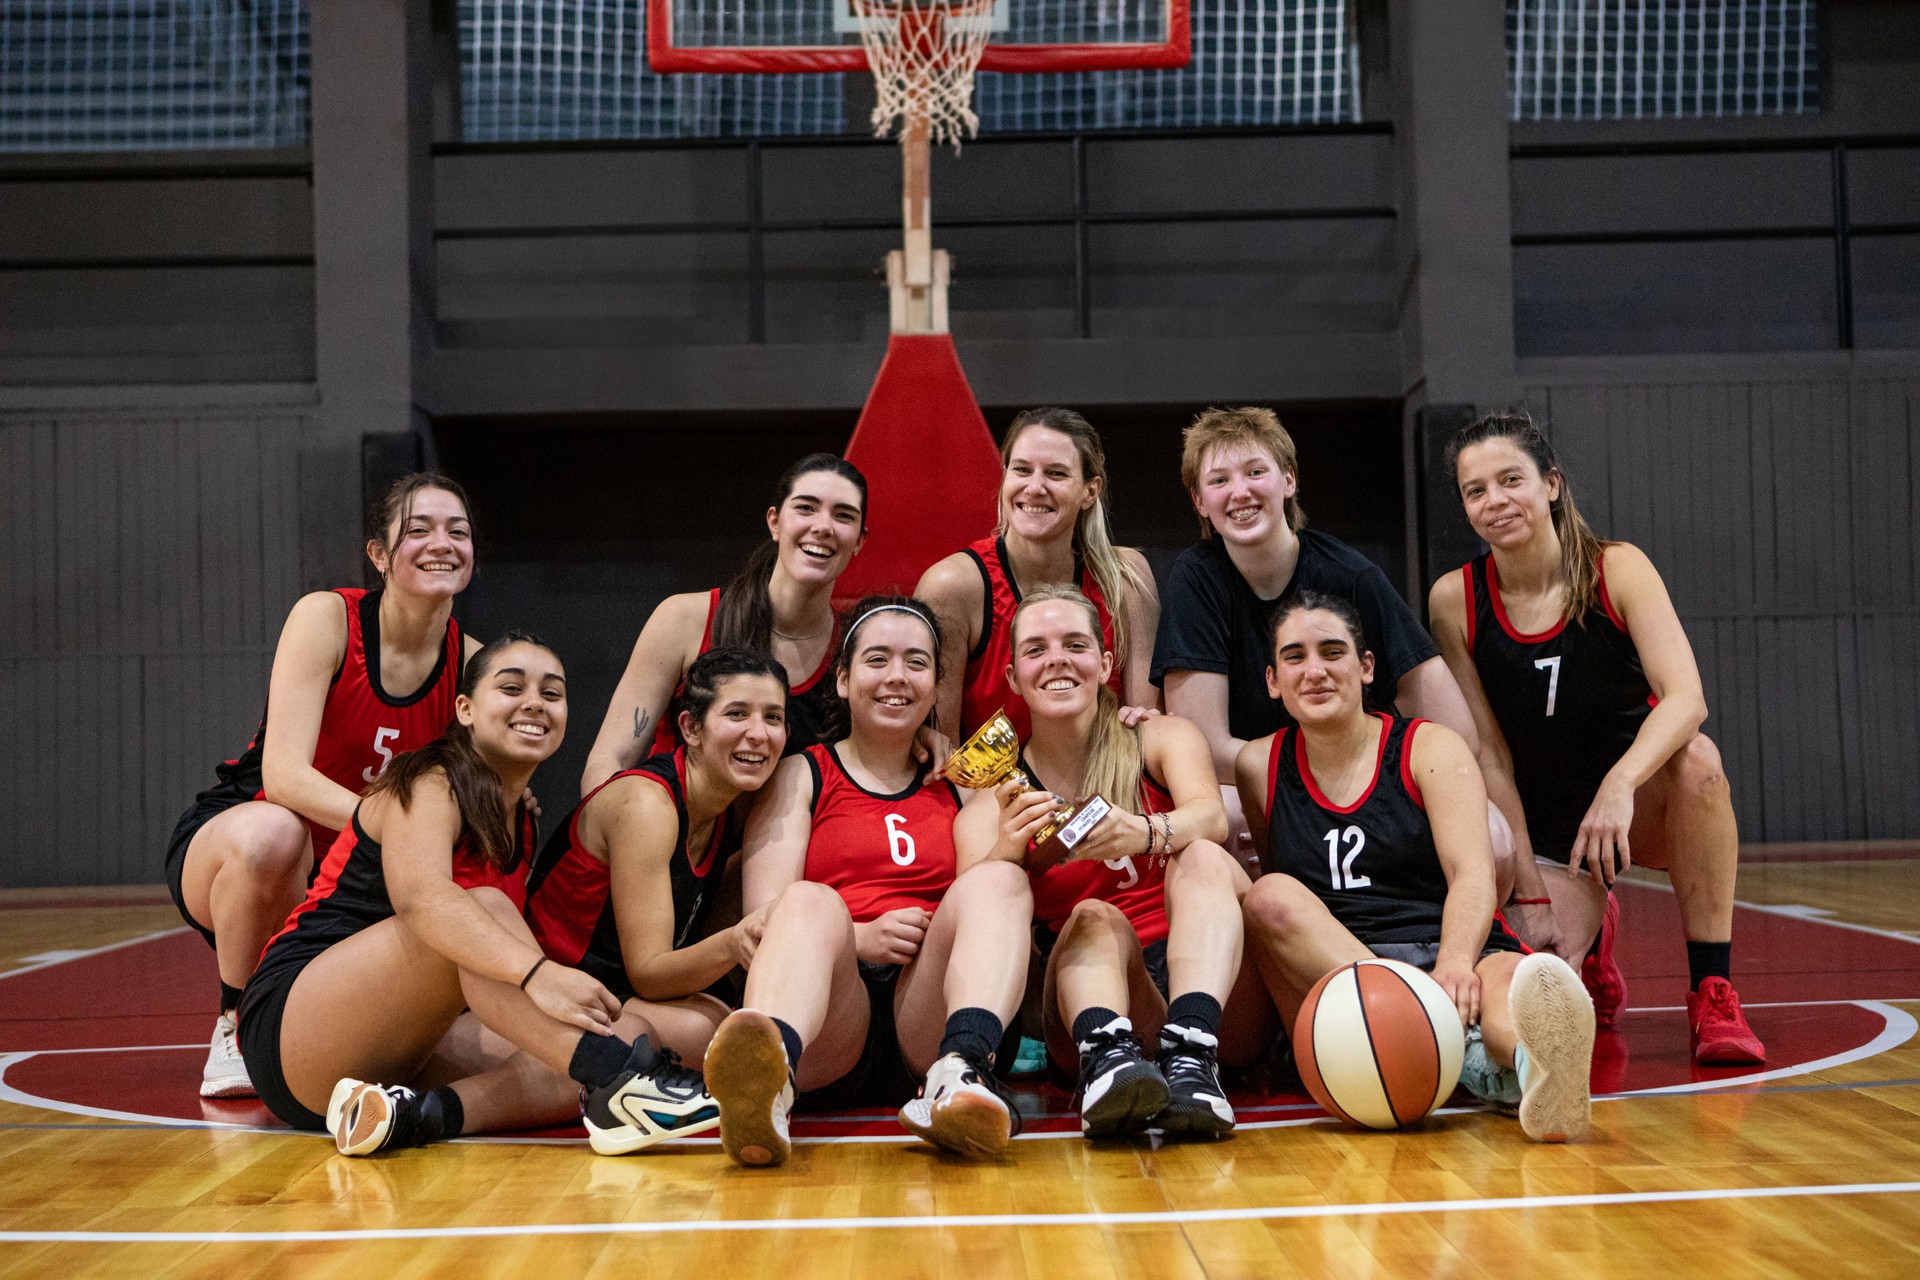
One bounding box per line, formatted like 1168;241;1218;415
942;710;1115;874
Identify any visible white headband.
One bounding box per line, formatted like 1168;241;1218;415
845;603;934;647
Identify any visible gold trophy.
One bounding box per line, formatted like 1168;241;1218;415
942;709;1114;873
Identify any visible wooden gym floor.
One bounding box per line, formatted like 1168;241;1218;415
3;847;1920;1278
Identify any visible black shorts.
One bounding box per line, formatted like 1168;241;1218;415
795;959;917;1113
1366;921;1525;970
1036;926;1171;1000
235;963;327;1131
164;790;248;949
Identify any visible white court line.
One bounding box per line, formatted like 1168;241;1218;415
1599;1001;1919;1097
3;1179;1917;1244
0;927;191;980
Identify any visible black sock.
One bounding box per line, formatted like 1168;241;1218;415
937;1007;1005;1065
219;982;244;1015
1071;1007;1126;1045
568;1032;634;1090
415;1085;464;1144
770;1017;805;1069
1687;941;1732;990
1164;992;1223;1040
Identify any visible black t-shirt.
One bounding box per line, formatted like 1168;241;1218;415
1150;531;1440;741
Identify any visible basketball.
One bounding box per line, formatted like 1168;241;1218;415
1293;959;1466;1130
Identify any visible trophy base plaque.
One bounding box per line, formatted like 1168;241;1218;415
1026;793;1114;874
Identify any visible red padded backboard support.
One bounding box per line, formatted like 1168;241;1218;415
833;333;1002;608
647;1;1191;74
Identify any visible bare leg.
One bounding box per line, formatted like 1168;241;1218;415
180;801;311;990
892;860;1031;1075
1040;898;1165;1071
1163;840;1248;1004
1633;734;1739;944
1240;874;1374;1032
1472;952;1524;1065
739;880;869;1091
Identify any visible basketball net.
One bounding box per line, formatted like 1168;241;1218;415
852;0;997;145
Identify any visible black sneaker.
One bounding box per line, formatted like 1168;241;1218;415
328;1079;426;1156
1155;1023;1235;1138
1075;1018;1169;1138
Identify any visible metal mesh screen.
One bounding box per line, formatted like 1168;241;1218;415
460;1;1358;142
0;1;309;153
1508;0;1819;121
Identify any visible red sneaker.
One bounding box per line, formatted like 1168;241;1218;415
1688;976;1766;1066
1580;891;1626;1029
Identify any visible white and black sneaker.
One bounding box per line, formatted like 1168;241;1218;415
1076;1018;1169;1138
582;1038;721;1155
328;1079;423;1156
199;1010;254;1099
705;1009;796;1167
1154;1023;1235;1138
899;1051;1019;1159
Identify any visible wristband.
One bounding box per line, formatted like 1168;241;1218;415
1509;897;1552;906
1141;815;1156;859
519;957;548;990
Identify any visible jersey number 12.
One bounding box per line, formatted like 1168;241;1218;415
1324;825;1370;890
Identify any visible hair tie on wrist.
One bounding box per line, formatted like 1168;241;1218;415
520;957;548;990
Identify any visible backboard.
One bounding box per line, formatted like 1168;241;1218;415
646;0;1191;75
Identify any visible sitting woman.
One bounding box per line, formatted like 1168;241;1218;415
238;635;713;1158
1235;592;1594;1142
521;647;790;1146
959;585;1257;1140
702;597;1033;1166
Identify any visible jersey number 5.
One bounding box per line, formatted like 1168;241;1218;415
362;726;399;782
1324;825;1370;890
885;813;916;866
1533;655;1562;716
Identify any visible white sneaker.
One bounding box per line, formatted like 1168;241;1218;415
199;1010;255;1099
581;1041;720;1155
705;1010;795;1167
899;1051;1014;1159
1510;953;1596;1143
327;1078;417;1156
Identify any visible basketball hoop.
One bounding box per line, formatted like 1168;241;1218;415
850;0;998;146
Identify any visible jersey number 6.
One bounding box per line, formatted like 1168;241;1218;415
885;813;916;866
1324;825;1371;890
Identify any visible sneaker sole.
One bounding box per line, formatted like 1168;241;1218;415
198;1076;256;1100
1081;1063;1170;1139
1511;954;1596;1143
328;1079;393;1157
1693;1036;1767;1067
899;1091;1011;1160
706;1011;792;1167
1155;1095;1235;1139
587;1106;721;1156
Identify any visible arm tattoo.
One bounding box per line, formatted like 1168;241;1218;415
632;707;652;741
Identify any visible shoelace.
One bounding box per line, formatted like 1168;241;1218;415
1159;1044;1220;1093
1696;981;1742;1023
1077;1031;1144;1088
650;1048;709;1096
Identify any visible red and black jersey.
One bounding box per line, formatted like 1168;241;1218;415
246;803;531;1006
958;535;1122;742
187;587;463;858
1266;714;1465;946
523;749;734;1002
1027;756;1174;945
801;743;960;923
1463;552;1654;859
648;587;837;757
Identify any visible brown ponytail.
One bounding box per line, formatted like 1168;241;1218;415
1446;410;1608;626
362;631;554;873
712;454;868;653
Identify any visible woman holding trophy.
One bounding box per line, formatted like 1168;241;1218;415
953;585;1263;1141
700;597;1034;1167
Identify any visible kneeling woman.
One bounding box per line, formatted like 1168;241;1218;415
522;647;790;1126
962;585;1255;1140
1235;592;1593;1142
239;635;707;1157
705;598;1033;1166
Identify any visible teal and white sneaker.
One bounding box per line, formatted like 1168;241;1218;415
1509;953;1595;1143
582;1039;720;1155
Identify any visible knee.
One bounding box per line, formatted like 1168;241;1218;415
771;879;850;929
951;858;1030;910
1673;734;1729;800
1169;839;1239;891
232;809;309;884
1060;896;1127;941
1243;875;1312;941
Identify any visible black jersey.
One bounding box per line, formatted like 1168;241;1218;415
523;749;734;1002
1265;714;1454;946
1463;552;1653;859
648;588;836;758
246;806;531;1003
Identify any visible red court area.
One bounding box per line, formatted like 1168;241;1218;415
3;880;1917;1140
